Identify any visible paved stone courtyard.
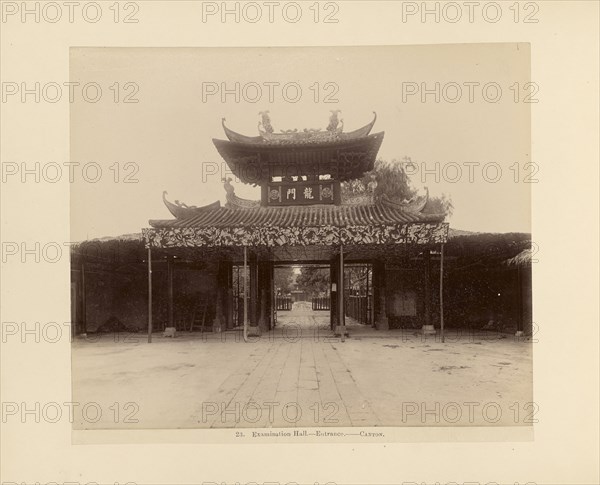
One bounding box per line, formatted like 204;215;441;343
71;303;533;429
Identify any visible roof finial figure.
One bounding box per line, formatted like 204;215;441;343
327;109;343;132
258;110;274;134
367;173;378;193
223;177;235;195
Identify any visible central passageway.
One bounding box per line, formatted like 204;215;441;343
198;303;381;428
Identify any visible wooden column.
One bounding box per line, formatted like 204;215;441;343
440;244;445;343
373;260;388;331
269;263;275;329
330;254;339;330
243;247;248;342
258;261;271;332
365;266;371;326
226;261;234;330
213;261;229;333
167;255;174;330
147;248;153;343
249;252;259;334
336;245;347;339
422;249;436;335
333;180;341;205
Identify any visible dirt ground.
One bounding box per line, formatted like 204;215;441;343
71;304;533;429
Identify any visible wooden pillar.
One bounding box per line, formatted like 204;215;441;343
226;261;234;330
243;247;248;342
269;263;275;329
373;260;388;331
333;180;341;205
336;245;348;339
258;261;271;332
261;184;268;207
147;248;153;343
365;266;370;326
259;289;267;332
249;252;259;335
422;249;436;335
236;265;241;327
440;244;445;343
167;255;174;330
330;254;339;330
213;261;229;333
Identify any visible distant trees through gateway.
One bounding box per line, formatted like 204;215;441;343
274;264;372;300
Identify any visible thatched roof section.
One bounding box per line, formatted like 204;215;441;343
503;248;533;268
70;236;145;265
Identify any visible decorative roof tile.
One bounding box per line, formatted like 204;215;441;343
149;202;444;230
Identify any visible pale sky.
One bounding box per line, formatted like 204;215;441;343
70;44;531;241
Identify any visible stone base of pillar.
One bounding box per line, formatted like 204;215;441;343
421;324;436;335
247;325;261;337
334;325;349;337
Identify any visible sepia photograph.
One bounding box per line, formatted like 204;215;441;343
2;1;599;484
69;44;533;430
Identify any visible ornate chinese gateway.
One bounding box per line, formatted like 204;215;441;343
143;111;448;249
140;111;449;338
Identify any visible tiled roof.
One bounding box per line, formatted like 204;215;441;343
212;133;385;184
149;203;444;229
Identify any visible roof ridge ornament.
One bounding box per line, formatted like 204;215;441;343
162;190;221;219
223;177;235;195
221;112;377;145
258;110;274;134
326;109;344;133
222;177;261;210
